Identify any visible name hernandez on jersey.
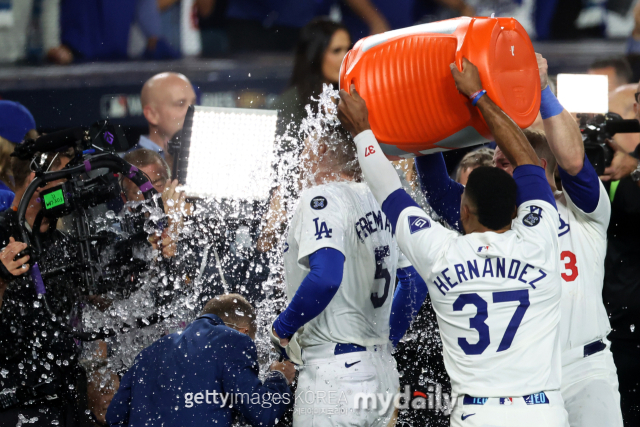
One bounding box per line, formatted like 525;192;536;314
283;182;399;348
395;196;562;398
414;151;612;355
430;255;549;296
352;129;563;397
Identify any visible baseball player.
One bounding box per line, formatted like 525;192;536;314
415;55;623;427
271;125;424;426
338;58;569;427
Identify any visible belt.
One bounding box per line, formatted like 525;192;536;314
562;338;608;366
302;342;387;362
334;343;367;355
462;391;550;406
584;339;606;357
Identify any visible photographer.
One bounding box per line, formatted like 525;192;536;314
0;150;95;426
600;118;640;424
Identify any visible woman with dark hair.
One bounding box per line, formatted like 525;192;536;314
274;18;351;144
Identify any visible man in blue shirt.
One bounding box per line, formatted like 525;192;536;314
131;72;197;169
0;100;37;212
106;293;295;426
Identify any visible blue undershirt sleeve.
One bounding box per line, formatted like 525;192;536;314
389;266;428;347
415;154;464;232
273;248;345;340
512;164;557;209
557;154;600;214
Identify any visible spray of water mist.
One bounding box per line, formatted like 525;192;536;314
79;84;446;425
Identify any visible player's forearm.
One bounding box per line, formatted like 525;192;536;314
415;153;460;204
543;113;584;174
476;95;539;167
353;130;403;206
540;87;585;175
353;129;421;234
389;266;428;346
415;154;464;232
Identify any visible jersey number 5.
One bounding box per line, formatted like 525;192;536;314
453;290;530;355
371;245;391;309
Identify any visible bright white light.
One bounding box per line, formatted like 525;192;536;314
557;74;608;114
182;106;277;200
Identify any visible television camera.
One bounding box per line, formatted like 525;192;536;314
10;121;166;341
580;113;640;175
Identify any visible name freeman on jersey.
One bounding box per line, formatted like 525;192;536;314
432;257;549;296
355;209;393;242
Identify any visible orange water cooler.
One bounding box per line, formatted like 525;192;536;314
339;17;540;159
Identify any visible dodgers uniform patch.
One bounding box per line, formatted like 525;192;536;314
310;196;328;210
408;216;431;234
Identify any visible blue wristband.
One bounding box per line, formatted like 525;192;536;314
540;86;564;119
472;90;487;106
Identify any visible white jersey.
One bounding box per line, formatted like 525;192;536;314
396;198;562;397
556;180;611;354
283;181;399;349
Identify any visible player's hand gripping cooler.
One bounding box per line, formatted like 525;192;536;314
339;16;540;159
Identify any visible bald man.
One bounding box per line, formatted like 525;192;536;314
136;72;197;166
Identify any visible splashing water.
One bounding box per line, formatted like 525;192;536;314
76;83;446;427
249;84;348;370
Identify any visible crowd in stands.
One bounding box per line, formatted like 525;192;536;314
1;0;640;65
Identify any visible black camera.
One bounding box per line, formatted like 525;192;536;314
580;113;640;175
12;120;166;340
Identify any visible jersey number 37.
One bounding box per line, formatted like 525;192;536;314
454;290;530;355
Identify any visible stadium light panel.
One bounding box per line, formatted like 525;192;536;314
557;74;608;114
177;106;277;200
